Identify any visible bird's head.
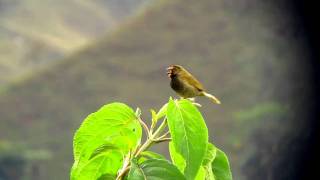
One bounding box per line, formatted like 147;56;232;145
167;65;184;78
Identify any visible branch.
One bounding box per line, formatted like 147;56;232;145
138;117;150;137
116;119;168;179
116;151;132;180
157;131;170;140
134;119;167;157
116;166;131;180
154;137;172;143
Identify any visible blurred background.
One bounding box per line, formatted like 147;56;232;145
0;0;319;180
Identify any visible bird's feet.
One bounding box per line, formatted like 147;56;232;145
186;98;202;107
175;97;202;107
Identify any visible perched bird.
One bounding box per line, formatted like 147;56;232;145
167;65;221;104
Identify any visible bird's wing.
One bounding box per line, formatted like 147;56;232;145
180;71;205;91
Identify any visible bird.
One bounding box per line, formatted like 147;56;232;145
166;65;221;104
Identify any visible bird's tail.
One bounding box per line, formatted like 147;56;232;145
202;92;221;104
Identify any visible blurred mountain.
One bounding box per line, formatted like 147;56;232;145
0;0;147;86
0;0;311;179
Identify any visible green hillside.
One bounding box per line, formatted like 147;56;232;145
0;0;147;86
0;0;310;179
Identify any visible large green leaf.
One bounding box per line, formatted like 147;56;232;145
212;149;232;180
169;142;186;173
138;151;166;164
195;167;206;180
167;98;208;179
127;158;186;180
71;103;142;179
76;151;122;180
97;174;116;180
196;143;216;180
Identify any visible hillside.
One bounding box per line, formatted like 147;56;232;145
0;0;312;179
0;0;147;86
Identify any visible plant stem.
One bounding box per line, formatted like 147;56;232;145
154;137;172;143
157;131;170;140
116;118;168;180
138;117;150;137
134;118;167;157
116;166;130;180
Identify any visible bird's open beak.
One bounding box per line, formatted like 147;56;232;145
166;66;173;78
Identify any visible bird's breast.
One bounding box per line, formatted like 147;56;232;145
170;77;199;98
170;77;184;92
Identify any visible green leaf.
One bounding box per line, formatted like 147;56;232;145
195;167;206;180
76;150;122;180
167;98;208;179
97;173;116;180
212;149;232;180
156;103;168;120
150;109;158;127
127;158;186;180
198;143;217;180
169;142;186;173
203;143;217;166
71;103;142;179
89;143;118;159
138;151;166;163
150;103;168;131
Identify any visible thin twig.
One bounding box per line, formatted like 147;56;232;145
154;137;172;143
116;118;168;179
157;131;170;140
116;150;132;180
116;166;131;180
134;119;167;157
138;118;150;137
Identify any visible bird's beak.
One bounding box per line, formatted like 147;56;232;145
166;66;173;78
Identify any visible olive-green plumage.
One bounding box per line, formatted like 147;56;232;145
167;65;221;104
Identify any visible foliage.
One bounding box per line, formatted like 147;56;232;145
233;102;287;122
71;98;232;180
0;143;26;180
0;141;51;179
